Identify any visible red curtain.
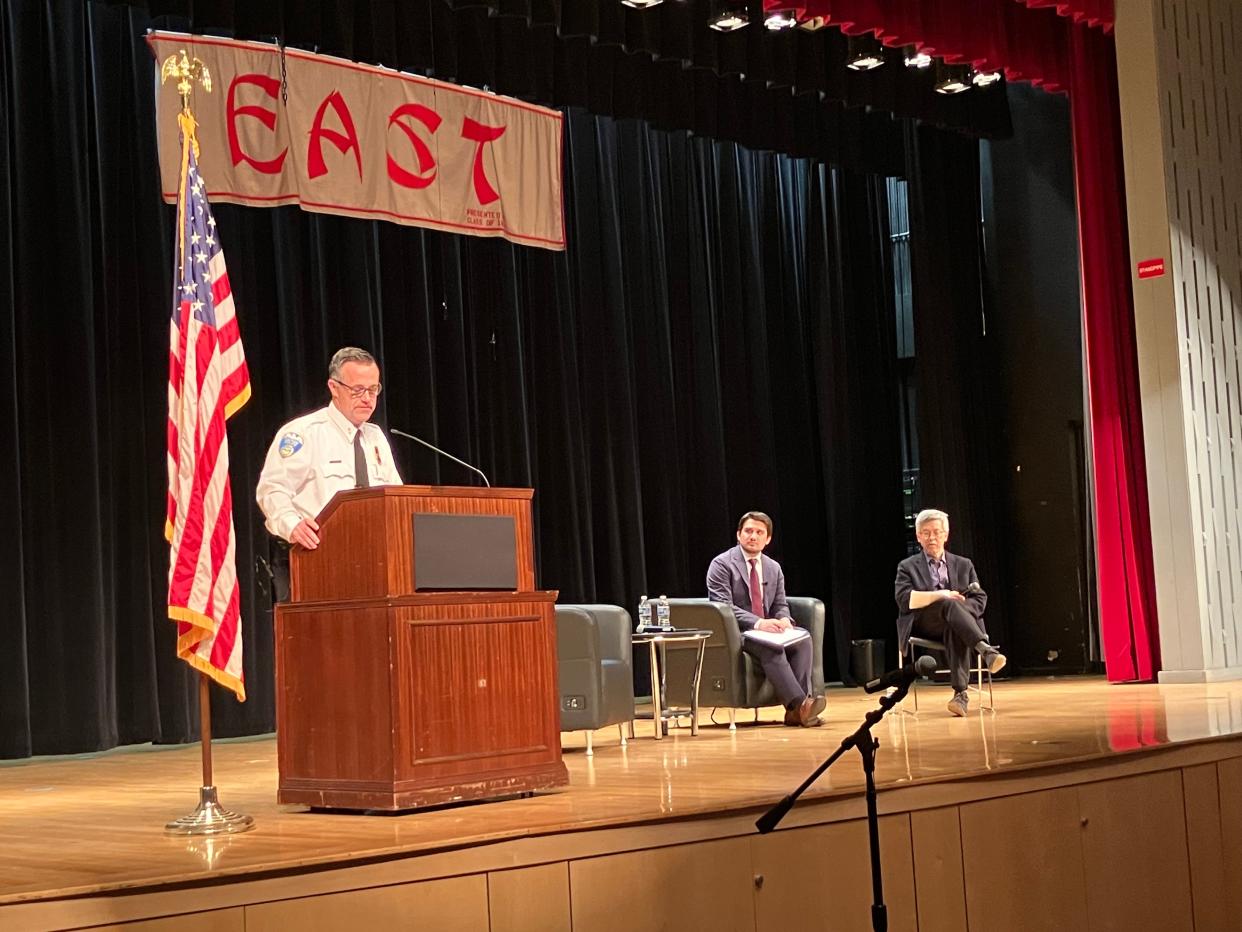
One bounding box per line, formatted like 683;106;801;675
1067;24;1158;681
764;0;1157;680
768;1;1074;88
1016;0;1113;32
771;0;1112;35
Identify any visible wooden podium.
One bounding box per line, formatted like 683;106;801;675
275;485;568;810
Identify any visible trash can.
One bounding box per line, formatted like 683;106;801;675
850;639;885;685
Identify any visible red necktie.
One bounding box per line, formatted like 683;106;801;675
748;559;763;617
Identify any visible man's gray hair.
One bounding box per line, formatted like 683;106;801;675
914;509;950;533
328;346;377;379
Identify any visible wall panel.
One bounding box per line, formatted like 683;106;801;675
959;786;1087;931
1119;0;1242;680
568;837;754;932
750;814;917;932
1078;771;1193;931
488;863;571;932
910;806;968;932
244;875;489;932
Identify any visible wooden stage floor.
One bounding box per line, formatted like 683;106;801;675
3;676;1242;910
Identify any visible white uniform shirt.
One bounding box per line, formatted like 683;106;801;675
256;403;403;541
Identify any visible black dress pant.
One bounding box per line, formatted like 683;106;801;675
742;635;814;707
911;599;987;692
268;538;291;603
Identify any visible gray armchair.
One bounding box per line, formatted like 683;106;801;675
555;604;635;755
661;597;826;726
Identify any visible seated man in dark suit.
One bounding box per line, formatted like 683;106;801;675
894;508;1006;716
707;511;825;727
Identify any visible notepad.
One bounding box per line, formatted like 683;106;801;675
742;627;811;649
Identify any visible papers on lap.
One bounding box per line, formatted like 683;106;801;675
743;627;810;648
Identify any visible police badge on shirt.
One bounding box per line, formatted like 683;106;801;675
277;432;304;458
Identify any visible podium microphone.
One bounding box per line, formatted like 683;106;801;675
863;655;936;694
391;428;491;487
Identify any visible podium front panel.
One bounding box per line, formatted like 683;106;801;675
276;605;396;788
276;591;567;810
394;598;560;781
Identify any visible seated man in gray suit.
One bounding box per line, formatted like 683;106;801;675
707;511;825;727
894;508;1006;717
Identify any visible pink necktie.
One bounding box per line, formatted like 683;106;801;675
748;559;763;617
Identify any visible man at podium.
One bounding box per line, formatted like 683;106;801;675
257;346;402;554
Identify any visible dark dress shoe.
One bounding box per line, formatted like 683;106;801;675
796;696;820;727
784;705;803;726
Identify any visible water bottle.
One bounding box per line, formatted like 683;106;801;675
657;594;670;630
637;594;651;632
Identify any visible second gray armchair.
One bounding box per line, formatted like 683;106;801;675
660;596;826;726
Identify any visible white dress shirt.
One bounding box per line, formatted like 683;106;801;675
746;551;765;588
256;403;402;541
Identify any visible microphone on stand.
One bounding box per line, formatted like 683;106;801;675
390;428;491;487
863;655;937;694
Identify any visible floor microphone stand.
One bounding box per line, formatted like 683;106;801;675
755;680;913;932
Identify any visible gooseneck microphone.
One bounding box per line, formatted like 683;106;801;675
390;428;491;487
863;655;937;694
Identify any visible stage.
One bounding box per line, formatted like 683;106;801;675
3;677;1242;931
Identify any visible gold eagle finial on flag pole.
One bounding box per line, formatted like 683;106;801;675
161;49;212;113
161;50;213;268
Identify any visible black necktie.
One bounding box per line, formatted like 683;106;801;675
353;430;370;488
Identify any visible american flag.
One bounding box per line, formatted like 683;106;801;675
166;129;250;701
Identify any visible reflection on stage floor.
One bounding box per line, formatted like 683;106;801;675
2;675;1242;906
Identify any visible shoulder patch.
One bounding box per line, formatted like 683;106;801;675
278;432;304;458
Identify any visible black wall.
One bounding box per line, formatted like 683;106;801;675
981;82;1098;674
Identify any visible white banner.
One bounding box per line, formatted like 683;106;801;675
148;32;565;250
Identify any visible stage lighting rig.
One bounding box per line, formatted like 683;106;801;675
620;0;663;8
903;44;932;69
764;6;800;31
708;0;749;31
934;62;972;95
846;33;886;71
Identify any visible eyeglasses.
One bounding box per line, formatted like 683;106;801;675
917;527;947;539
332;378;382;399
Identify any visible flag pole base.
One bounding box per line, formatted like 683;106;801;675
165;785;255;835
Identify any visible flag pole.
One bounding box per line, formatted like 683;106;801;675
165;673;253;835
199;673;213;787
161;48;253;836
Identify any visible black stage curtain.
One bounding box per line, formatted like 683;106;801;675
905;123;1010;650
103;0;1011;167
810;171;908;688
1;0;985;758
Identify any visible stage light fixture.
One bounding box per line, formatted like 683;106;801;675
798;16;827;31
620;0;663;8
764;9;800;31
846;33;886;71
972;69;1002;87
934;62;972;95
708;1;749;32
903;45;932;69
